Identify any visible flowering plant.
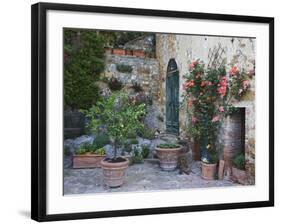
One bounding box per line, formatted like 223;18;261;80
182;60;251;163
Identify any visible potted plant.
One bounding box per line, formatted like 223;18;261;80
156;143;181;171
72;143;106;168
84;92;145;187
182;60;252;180
231;153;247;185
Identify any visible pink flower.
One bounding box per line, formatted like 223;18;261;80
219;106;224;112
207;81;213;86
182;80;195;90
229;66;238;76
212;116;220;122
200;81;206;87
188;60;198;71
217;77;228;97
192;116;198;124
242;80;249;90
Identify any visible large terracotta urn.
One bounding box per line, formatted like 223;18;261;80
156;146;181;171
101;158;129;187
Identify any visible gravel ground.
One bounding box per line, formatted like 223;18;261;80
64;160;239;195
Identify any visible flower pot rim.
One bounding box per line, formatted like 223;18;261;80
101;157;129;167
201;161;217;166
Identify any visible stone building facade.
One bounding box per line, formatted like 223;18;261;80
102;34;256;184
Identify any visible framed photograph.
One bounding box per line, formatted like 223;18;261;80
31;2;274;222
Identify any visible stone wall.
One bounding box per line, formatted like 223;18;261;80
100;53;164;131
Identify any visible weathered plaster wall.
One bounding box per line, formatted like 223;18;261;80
156;34;256;184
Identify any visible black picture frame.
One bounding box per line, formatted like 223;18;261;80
31;2;274;222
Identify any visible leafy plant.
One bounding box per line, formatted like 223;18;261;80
83;92;146;160
116;64;133;73
129;139;139;145
108;77;123;91
64;29;106;109
182;60;251;163
139;127;155;140
95;147;106;156
233;153;245;170
157;143;180;148
132;147;144;163
141;145;150;158
92;134;110;149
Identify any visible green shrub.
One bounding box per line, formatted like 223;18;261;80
140;127;155;140
84;92;146;159
132;148;144;164
64;29;106;109
157;143;180;148
92;134;110;149
129;139;139;145
95;147;106;156
141;145;150;158
116;64;133;73
233;153;245;170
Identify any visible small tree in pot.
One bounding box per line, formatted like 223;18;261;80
83;92;145;187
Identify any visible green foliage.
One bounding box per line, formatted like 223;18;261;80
116;64;133;73
95;147;106;156
129;139;139;145
108;77;123;91
183;60;251;163
139;127;155;140
233;153;245;170
132;148;144;163
92;134;110;149
157;143;180;148
141;145;150;158
83;92;146;159
64;29;106;109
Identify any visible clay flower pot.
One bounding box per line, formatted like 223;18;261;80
101;158;129;187
72;153;105;168
112;48;126;55
231;167;247;185
201;162;217;180
133;50;145;57
156;146;181;171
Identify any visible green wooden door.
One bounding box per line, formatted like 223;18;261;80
166;59;179;135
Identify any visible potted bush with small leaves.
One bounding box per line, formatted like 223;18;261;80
84;92;145;187
156;143;181;171
231;153;247;185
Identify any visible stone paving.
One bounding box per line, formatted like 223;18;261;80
64;160;239;195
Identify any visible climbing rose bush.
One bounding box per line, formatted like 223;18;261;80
182;60;252;163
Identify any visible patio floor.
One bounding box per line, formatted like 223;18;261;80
63;160;239;195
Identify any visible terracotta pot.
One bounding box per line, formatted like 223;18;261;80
133;50;145;57
201;162;217;180
156;147;181;171
125;49;133;56
231;167;247;185
112;48;126;55
101;158;129;187
72;153;105;168
191;141;201;161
